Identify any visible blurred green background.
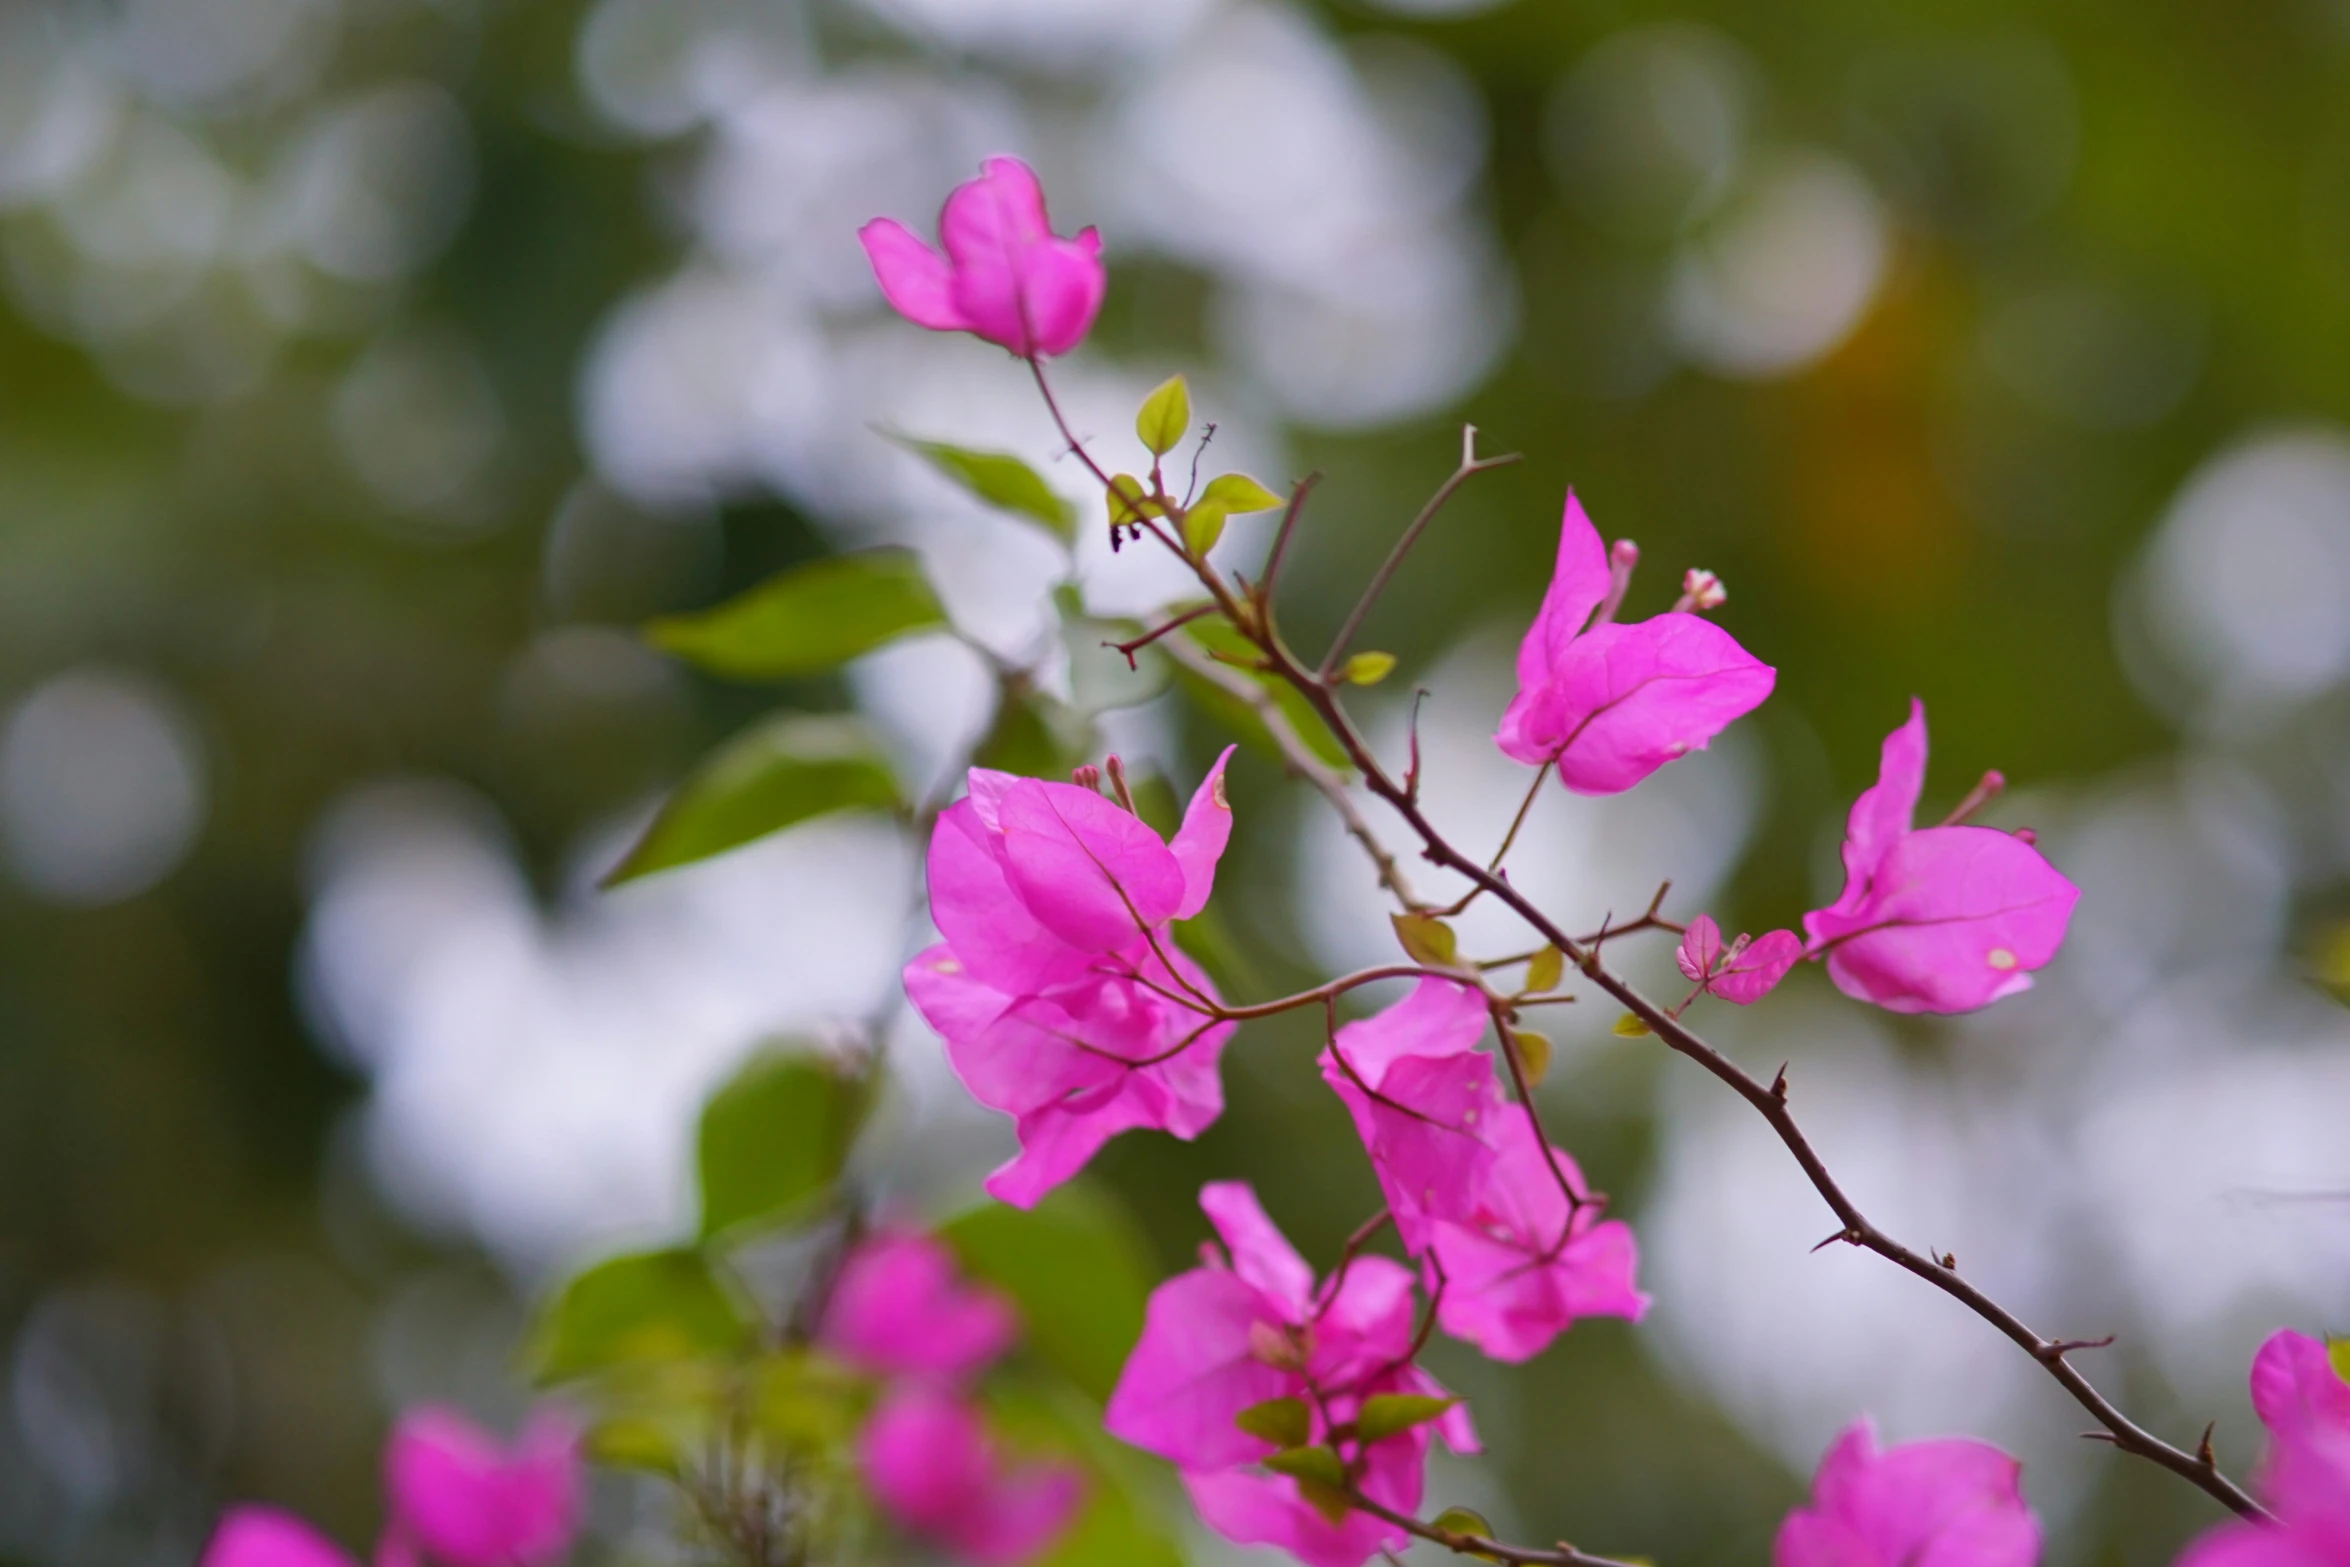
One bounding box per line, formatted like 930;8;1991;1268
6;0;2350;1562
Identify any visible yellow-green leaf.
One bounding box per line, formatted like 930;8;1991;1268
1235;1396;1311;1449
1432;1507;1504;1559
1612;1012;1654;1037
2330;1337;2350;1387
1136;375;1191;458
1197;473;1283;514
889;434;1076;543
1354;1393;1457;1444
1392;912;1460;968
603;714;900;886
1184;502;1227;557
1341;651;1396;686
1107;474;1162;526
646;549;946;681
1526;945;1565;994
1511;1027;1552;1086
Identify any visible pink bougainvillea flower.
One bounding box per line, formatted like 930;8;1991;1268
1775;1420;2039;1567
1319;978;1506;1254
383;1407;581;1567
1497;491;1776;795
1106;1183;1476;1567
2175;1331;2350;1567
905;751;1238;1208
860;1384;1084;1567
817;1229;1019;1381
199;1508;361;1567
1428;1107;1647;1362
1677;914;1803;1005
859;157;1106;358
1803;701;2079;1015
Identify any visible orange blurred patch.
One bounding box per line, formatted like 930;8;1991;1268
1779;250;1972;610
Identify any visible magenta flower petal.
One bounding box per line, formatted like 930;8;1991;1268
1714;929;1803;1004
2249;1331;2350;1447
1182;1466;1411;1567
1804;703;2080;1016
2176;1525;2340;1567
996;779;1187;954
1834;698;1930;908
1678;915;1724;983
857;219;970;333
817;1230;1019;1380
2234;1329;2350;1555
1507;616;1780;794
1429;1109;1647;1362
926;799;1095;996
1775;1420;2038;1567
911;769;1239;1204
384;1407;580;1567
1498;491;1775;794
1168;746;1238;920
1318;978;1502;1253
199;1508;361;1567
1306;1255;1421;1387
1104;1266;1295;1470
1511;491;1614;694
1200;1180;1317;1318
883;155;1103;359
1811;828;2078;1014
861;1386;1084;1567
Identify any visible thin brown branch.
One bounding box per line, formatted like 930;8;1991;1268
1318;425;1521;681
1158;633;1425;912
1106;605;1217;668
1259;474;1322;606
1340;1490;1642;1567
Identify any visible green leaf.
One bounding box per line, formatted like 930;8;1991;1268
1183;502;1227;557
1612;1012;1653;1037
529;1249;748;1383
1175;618;1351;774
1196;473;1283;515
1526;945;1565;994
1341;651;1397;686
646;549;946;681
1136;375;1191;458
1262;1446;1346;1488
941;1183;1154;1402
890;434;1076;543
1510;1027;1553;1087
2330;1337;2350;1386
1392;912;1460;968
604;715;900;886
698;1049;870;1239
1235;1396;1311;1449
1354;1393;1457;1444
